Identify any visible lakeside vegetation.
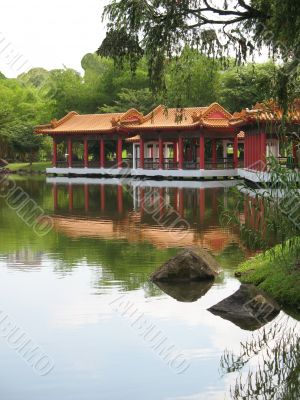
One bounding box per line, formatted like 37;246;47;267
222;161;300;306
3;162;51;173
237;241;300;307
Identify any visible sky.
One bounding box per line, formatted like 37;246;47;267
0;0;107;77
0;0;270;79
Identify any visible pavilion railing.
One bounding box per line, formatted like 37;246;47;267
56;161;68;167
136;158;177;169
54;158;243;170
205;158;235;170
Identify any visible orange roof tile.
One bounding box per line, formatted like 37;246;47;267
229;99;300;126
35;103;236;135
35;111;125;134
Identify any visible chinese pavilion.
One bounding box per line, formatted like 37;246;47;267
35;101;299;182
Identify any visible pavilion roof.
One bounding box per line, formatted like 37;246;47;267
229;100;300;127
34;103;236;135
34;111;125;134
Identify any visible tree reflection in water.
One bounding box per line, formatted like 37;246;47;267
220;317;300;399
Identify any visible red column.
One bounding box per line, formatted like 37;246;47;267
67;137;72;168
249;133;253;169
233;134;238;168
117;137;122;168
173;141;178;163
212;139;217;167
84;138;89;168
260;131;267;171
52;138;57;167
178;136;184;169
139;137;144;169
100;138;105;168
159;136;164;169
245;134;248;168
68;184;73;211
199;132;205;169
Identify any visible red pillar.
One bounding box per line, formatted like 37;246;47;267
178;136;184;169
199;132;205;169
117;137;122;168
84;138;89;168
245;134;248;168
159;136;164;169
100;137;105;168
249;133;253;169
260;131;267;171
139;137;144;169
212;139;217;167
52;138;57;167
233;134;238;168
173;140;178;164
68;184;73;211
67;137;72;168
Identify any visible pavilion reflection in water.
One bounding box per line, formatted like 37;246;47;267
47;178;254;253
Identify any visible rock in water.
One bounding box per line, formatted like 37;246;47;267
208;284;280;331
150;248;219;282
154;280;214;302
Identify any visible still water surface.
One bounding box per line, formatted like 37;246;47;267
0;177;297;400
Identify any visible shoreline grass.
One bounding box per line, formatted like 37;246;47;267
2;162;51;173
236;242;300;308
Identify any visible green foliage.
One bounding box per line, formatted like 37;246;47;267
165;48;220;107
237;240;300;306
0;76;53;161
99;0;300;105
100;88;156;113
218;62;277;112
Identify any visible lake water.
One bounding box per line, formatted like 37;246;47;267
0;176;298;400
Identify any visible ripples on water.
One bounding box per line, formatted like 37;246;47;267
0;176;298;400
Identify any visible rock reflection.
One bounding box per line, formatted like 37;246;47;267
208;284;280;331
220;318;300;399
154;280;214;302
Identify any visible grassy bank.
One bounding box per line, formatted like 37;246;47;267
236;242;300;307
3;162;51;173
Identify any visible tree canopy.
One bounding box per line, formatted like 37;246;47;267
98;0;300;104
